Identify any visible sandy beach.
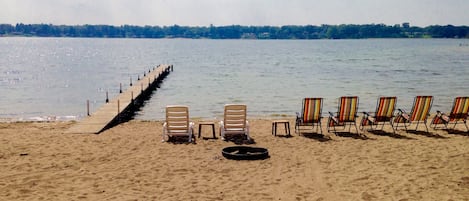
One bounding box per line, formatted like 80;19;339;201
1;118;469;201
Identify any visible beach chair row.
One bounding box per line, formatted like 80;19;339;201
161;96;469;143
296;96;469;136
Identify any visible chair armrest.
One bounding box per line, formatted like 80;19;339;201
397;109;410;121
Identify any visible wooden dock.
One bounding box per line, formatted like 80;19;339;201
66;64;172;134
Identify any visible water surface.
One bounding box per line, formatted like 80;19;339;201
0;38;468;121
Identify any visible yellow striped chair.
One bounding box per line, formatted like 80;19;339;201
327;96;360;135
361;97;397;133
431;96;469;132
295;98;323;135
394;96;433;133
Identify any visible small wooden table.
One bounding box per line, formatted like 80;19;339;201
272;120;291;136
198;121;217;139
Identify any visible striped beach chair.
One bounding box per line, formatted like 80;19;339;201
431;96;469;132
327;96;360;135
361;96;397;133
295;98;323;135
394;96;433;133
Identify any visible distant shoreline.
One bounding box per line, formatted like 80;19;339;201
1;23;469;39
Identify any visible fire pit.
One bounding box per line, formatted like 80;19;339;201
222;146;269;160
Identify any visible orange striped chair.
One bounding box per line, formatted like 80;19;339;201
327;96;360;135
431;96;469;132
394;96;433;133
361;97;397;133
295;98;323;135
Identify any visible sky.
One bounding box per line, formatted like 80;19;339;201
1;0;468;27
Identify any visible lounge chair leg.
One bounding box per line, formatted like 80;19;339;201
354;124;360;135
390;122;396;134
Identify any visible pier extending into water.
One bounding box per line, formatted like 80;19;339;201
66;64;172;134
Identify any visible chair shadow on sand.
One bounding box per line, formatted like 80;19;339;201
365;130;415;140
298;132;332;142
223;135;256;145
404;130;448;139
442;129;469;136
166;136;197;144
333;131;370;140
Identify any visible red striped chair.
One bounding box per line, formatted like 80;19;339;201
361;97;397;133
295;98;323;135
394;96;433;133
431;96;469;132
327;96;360;135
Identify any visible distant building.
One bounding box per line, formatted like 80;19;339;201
402;22;410;28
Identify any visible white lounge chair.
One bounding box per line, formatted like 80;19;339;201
219;104;250;140
162;105;194;142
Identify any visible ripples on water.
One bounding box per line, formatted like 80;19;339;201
0;38;468;121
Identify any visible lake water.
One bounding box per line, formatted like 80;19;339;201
1;38;468;121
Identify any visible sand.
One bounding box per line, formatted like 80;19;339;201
1;119;469;201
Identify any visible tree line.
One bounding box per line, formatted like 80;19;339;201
1;23;468;39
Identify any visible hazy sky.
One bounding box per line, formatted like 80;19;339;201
1;0;468;27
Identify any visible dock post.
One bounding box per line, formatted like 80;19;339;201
106;91;109;103
119;83;122;93
171;65;173;71
87;100;90;116
117;99;120;122
130;77;133;86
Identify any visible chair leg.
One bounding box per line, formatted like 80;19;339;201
354;123;360;135
414;122;420;132
464;120;469;132
423;121;429;133
389;122;396;134
318;122;323;135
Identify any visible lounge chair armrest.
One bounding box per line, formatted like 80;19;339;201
436;110;448;116
295;112;301;122
328;111;335;117
362;111;371;118
396;109;410;121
